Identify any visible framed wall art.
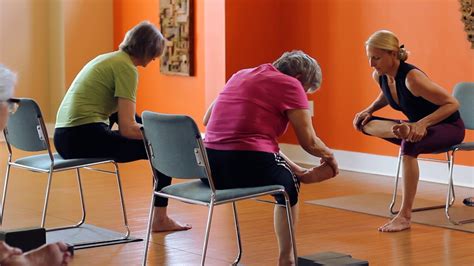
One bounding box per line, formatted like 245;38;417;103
159;0;194;76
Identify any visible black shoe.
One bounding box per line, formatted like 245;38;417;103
463;197;474;207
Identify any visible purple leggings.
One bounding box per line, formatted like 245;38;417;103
364;116;465;157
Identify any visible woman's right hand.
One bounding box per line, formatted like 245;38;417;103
321;154;339;177
353;111;372;131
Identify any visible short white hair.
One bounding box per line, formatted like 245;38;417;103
0;65;16;101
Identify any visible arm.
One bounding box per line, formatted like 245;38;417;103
403;70;460;142
287;109;339;175
117;98;142;140
353;71;389;130
279;151;308;176
203;100;215;126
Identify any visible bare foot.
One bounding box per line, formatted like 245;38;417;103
152;216;192;232
378;215;411;232
392;123;410;139
3;242;72;266
298;163;335;184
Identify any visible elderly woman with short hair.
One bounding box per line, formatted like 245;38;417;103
203;50;339;265
54;21;190;232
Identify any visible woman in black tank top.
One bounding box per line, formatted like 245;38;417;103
353;30;465;233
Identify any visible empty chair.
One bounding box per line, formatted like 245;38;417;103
0;98;130;247
390;82;474;225
140;111;297;265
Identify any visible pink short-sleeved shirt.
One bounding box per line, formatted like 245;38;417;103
204;64;309;153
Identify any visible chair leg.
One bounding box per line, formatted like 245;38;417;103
231;202;242;266
390;151;445;215
282;191;297;266
41;171;54;228
201;199;215;266
445;150;474;225
142;189;156;266
112;162;130;238
48;169;87;231
389;150;402;215
75;168;86;227
0;163;12;225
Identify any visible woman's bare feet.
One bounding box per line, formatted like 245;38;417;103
378;215;411;232
298;163;335;184
0;242;22;263
151;207;192;232
392;123;410;139
3;242;72;266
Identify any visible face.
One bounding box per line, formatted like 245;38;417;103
366;46;397;75
0;102;9;130
140;55;159;67
303;83;319;94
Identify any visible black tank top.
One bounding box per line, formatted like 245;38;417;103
378;61;460;123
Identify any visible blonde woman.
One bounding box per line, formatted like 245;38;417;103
353;30;465;232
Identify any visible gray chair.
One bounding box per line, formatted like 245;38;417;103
390;82;474;225
141;111;297;266
0;98;130;247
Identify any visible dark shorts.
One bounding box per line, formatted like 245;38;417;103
365;116;465;157
204;148;300;206
54;118;171;207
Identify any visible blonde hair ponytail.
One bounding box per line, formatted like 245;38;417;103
366;30;409;61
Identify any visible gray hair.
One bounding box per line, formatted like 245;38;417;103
365;30;409;61
0;65;16;101
119;21;165;61
273;50;322;93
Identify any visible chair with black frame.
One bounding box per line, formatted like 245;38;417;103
389;82;474;225
0;98;130;248
140;111;297;266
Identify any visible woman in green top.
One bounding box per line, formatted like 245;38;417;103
54;21;191;232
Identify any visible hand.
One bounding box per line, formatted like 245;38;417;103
0;241;22;264
353;111;372;131
406;122;427;142
320;154;339;177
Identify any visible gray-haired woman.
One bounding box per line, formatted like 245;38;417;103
204;50;339;265
54;21;191;232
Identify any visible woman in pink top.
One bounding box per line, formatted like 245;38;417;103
204;50;339;265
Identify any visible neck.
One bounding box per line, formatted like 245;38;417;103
385;60;401;78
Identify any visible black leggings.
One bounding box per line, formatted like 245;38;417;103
204;148;300;206
54;114;171;207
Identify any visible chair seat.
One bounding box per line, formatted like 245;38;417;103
160;180;284;204
431;141;474;154
452;142;474;151
14;153;114;171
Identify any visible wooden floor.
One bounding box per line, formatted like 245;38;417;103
0;145;473;265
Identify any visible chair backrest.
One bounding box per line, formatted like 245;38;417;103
453;82;474;130
4;98;49;152
141;111;209;180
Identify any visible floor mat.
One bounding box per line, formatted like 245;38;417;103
47;224;142;249
306;193;474;233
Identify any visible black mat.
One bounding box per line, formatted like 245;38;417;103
46;224;142;249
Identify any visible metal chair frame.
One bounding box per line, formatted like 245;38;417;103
140;112;297;266
0;98;130;247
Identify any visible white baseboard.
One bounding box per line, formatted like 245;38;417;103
280;143;474;188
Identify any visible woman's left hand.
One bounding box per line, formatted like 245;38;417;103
406;122;428;142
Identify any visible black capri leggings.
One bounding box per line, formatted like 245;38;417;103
54;114;171;207
204;148;300;206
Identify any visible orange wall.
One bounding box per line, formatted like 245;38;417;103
226;0;474;166
113;0;206;130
